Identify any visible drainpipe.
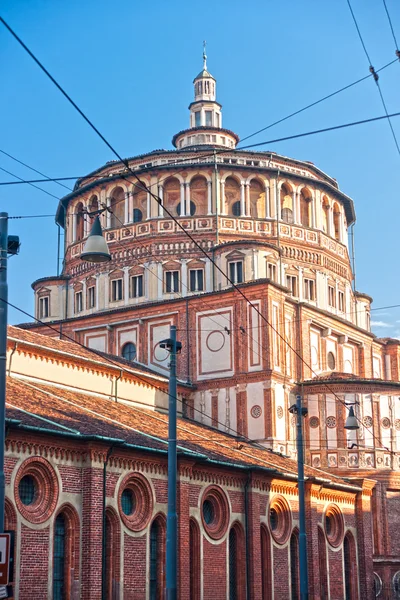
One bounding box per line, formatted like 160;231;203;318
244;471;251;599
102;445;115;600
185;298;190;384
7;342;17;376
61;279;69;339
114;371;122;402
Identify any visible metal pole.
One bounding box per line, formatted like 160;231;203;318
166;325;177;600
296;393;308;600
0;212;8;534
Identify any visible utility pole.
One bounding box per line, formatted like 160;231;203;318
289;393;309;600
160;325;182;600
0;213;19;533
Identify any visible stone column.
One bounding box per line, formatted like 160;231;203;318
123;267;129;304
181;260;188;296
240;182;246;216
293;190;299;224
106;197;111;228
180;183;185;217
158;185;164;217
298;267;304;301
265;183;270;218
207;180;212;214
205;260;212;292
220;180;226;215
124;192;130;224
72;212;77;242
245;182;250;216
146;190;151;220
157;262;163;299
185;182;190;216
328;205;334;237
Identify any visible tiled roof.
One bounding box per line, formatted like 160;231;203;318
8;325;174;388
5;376;359;490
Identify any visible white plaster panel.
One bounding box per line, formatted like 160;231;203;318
310;329;320;374
196;309;234;380
373;355;382;378
274;383;286;442
149;320;173;373
116;325;138;354
85;333;107;352
307;394;320;450
246;382;265;439
343;345;354;373
247;302;262;372
325;394;337;448
361;394;374;447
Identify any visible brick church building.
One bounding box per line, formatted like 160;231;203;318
15;52;400;598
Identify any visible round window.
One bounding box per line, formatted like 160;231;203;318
201;486;229;540
324;504;344;547
122;342;136;362
176;201;196;217
14;457;59;524
121;488;135;515
327;352;336;370
374;573;382;597
18;475;37;506
118;473;153;532
268;496;292;545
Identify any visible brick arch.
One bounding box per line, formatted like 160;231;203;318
189;518;201;600
149;513;166;599
189;175;208;216
105;507;121;599
5;498;16;530
260;524;272;599
53;503;80;599
228;521;246;600
344;531;359;600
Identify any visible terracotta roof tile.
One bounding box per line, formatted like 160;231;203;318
5;377;357;489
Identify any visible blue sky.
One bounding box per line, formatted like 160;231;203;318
1;0;400;336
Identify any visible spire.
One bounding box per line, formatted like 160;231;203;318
203;40;207;70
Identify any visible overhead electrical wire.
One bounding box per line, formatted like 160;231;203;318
0;149;72;191
382;0;400;58
1;17;391;449
0;165;60;200
346;0;400;157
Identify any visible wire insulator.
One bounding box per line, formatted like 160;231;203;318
396;49;400;61
369;65;379;82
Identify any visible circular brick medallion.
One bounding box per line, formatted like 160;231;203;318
201;485;230;540
381;417;391;429
363;416;373;428
324;504;344;548
326;416;337;428
277;406;284;419
14;457;59;524
268;495;292;545
250;405;262;419
118;473;153;532
309;416;320;429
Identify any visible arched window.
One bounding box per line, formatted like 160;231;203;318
121;342;136;362
318;527;329;599
110;187;125;228
149;517;166;600
190;176;208;215
52;506;80;600
393;571;400;598
53;513;66;599
88;195;99;225
229;524;245;600
300;190;311;227
189;519;201;600
290;530;299;600
75;202;85;241
280;185;294;223
261;525;272;599
344;532;358;600
105;508;121;600
133;208;143;223
5;500;16;595
232;201;241;216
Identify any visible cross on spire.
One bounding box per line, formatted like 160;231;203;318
203;40;207;70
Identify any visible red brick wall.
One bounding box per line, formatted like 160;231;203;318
19;524;49;600
123;533;147;599
203;537;227;599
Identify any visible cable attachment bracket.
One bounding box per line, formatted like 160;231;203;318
369;65;379;82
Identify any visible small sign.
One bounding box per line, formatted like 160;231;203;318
0;585;7;598
0;535;10;586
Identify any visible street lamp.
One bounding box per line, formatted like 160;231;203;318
80;215;111;263
0;212;20;535
159;328;182;600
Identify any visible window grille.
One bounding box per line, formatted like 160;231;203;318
88;286;95;309
130;275;144;298
39;296;49;319
121;489;135;515
267;263;276;282
229;261;243;284
111;279;123;302
286;275;297;296
165;271;180;293
149;521;159;600
121;342;136;362
229;529;238;600
269;508;278;531
202;500;215;525
53;513;66;600
304;278;315;301
75;291;83;313
328;285;336;308
190;269;204;292
18;475;36;506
